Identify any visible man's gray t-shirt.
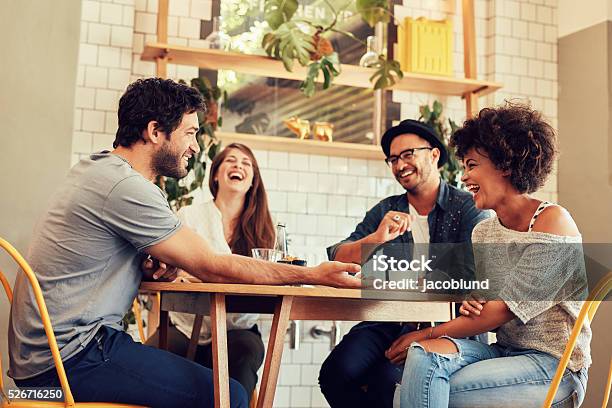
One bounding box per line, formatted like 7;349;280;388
8;152;181;379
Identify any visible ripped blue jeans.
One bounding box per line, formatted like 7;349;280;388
395;338;587;408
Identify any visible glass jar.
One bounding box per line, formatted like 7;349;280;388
359;36;379;68
206;16;229;50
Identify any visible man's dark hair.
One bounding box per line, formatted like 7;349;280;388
450;102;557;194
113;78;206;148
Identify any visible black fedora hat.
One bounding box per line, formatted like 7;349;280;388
381;119;448;168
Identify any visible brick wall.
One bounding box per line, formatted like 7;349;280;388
72;0;559;406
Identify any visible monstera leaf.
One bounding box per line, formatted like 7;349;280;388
276;22;314;71
264;0;298;30
262;22;314;72
356;0;391;27
369;57;403;89
299;53;340;97
262;32;282;59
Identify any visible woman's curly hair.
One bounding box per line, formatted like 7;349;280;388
113;78;206;148
450;102;557;194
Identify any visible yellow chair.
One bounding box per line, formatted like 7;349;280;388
0;237;147;407
131;298;145;344
543;271;612;408
132;293;161;343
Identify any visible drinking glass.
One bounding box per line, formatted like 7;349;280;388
251;248;283;262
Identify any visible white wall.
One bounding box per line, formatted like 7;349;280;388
0;0;81;391
558;0;612;38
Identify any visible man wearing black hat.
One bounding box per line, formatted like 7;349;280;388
318;119;488;408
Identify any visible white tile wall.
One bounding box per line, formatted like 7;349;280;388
72;0;560;404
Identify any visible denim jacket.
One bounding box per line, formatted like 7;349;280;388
327;179;489;271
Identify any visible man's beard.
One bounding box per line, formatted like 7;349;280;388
152;143;187;179
396;167;431;193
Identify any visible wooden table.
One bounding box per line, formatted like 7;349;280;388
140;282;453;408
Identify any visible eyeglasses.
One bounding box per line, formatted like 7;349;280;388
385;147;434;167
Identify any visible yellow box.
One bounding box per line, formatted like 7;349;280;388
399;17;453;76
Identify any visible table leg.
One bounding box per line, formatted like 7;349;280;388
186;314;204;360
147;292;161;340
159;309;169;350
257;295;294;408
211;293;229;408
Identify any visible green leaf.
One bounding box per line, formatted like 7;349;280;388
165;178;179;201
194;161;205;183
191;77;215;101
321;53;340;75
276;22;314;70
417;101;463;188
264;0;298;30
281;55;294;71
421;106;431;122
262;32;282;58
373;75;386;90
369;57;403;90
221;90;229;110
208;142;221;161
433;100;443;117
318;54;340;90
322;64;331;89
211;86;221;101
356;0;390;27
448;118;459;134
300;62;320;97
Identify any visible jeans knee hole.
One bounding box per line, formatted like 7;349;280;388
436;351;461;361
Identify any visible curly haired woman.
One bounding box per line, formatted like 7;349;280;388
391;103;590;408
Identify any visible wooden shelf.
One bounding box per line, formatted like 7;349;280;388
142;43;502;97
216;131;385;160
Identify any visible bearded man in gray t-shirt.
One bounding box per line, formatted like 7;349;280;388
8;78;360;408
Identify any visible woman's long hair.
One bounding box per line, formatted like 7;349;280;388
208;143;275;256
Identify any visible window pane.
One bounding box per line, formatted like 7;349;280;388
209;0;376;144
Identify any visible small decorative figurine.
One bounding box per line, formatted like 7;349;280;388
312;122;334;142
284;116;311;139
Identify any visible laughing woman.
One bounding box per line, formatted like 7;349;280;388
391;104;590;408
146;143;275;402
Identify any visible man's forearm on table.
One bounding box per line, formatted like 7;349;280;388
146;226;313;285
190;253;311;285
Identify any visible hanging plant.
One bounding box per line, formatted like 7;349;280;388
156;77;223;211
261;0;403;97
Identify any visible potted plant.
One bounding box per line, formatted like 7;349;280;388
418;100;462;188
261;0;403;97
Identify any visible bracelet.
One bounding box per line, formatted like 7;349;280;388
426;326;435;339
